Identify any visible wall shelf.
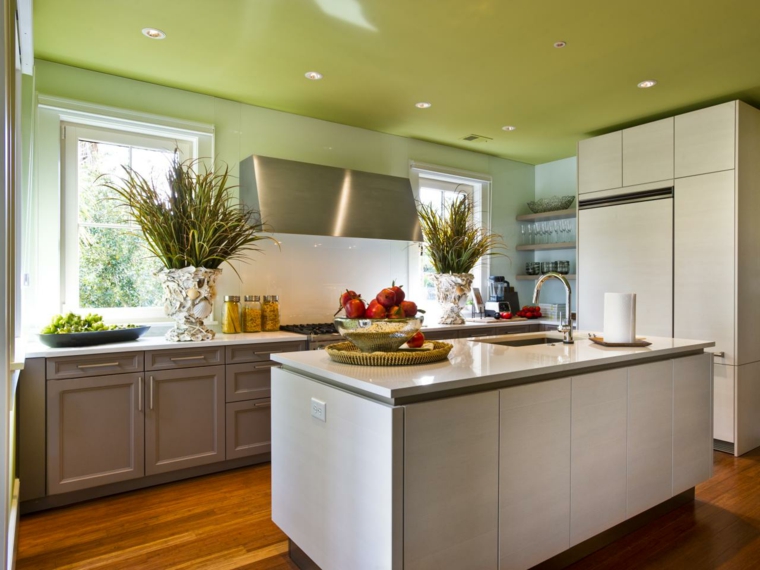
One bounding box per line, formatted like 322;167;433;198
516;242;576;251
516;274;576;281
516;208;576;222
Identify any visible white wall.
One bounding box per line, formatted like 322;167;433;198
26;60;536;327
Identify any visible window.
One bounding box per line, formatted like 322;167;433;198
62;124;195;320
407;164;493;316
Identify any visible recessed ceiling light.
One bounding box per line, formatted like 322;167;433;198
554;41;567;48
142;28;166;40
415;102;432;109
502;125;517;131
637;79;657;89
305;71;323;80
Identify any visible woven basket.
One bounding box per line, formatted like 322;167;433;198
325;341;453;366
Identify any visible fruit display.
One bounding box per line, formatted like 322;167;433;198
40;312;138;334
406;332;425;348
516;305;543;319
334;282;423;320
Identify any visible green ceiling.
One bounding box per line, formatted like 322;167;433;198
34;0;760;164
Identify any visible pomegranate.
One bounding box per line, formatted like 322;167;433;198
387;305;405;319
364;303;387;319
339;289;360;307
390;282;405;304
344;298;366;319
376;288;397;308
406;332;425;348
400;300;418;317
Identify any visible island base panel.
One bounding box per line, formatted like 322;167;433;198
286;489;695;570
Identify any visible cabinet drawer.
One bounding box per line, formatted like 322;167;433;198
420;330;460;341
46;352;143;380
226;400;271;460
463;328;498;338
145;346;224;371
226;362;275;402
226;341;305;364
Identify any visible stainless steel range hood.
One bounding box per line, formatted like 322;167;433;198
239;155;423;242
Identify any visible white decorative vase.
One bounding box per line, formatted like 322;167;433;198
156;266;222;342
431;273;474;325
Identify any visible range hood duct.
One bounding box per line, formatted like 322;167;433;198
239;155;423;242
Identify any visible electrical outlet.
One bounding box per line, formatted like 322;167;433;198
311;398;326;422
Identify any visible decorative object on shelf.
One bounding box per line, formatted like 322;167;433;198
106;152;275;342
557;260;571;274
325;340;452;366
527;195;575;213
334;317;423;353
417;194;506;324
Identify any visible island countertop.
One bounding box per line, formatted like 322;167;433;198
271;332;715;403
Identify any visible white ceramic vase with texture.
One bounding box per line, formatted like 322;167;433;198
156;266;222;342
431;273;474;325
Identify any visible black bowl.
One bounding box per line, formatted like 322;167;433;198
38;326;151;348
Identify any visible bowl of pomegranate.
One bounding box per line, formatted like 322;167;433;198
333;283;424;353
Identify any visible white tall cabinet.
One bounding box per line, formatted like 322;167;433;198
578;100;760;455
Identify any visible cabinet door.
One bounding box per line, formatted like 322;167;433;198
578;131;622;194
570;369;627;546
226;362;274;402
627;361;673;517
499;379;571;570
623;118;674;186
713;363;735;443
674;170;735;363
226;399;271;460
47;373;144;494
673;354;713;494
145;365;225;476
675;102;736;178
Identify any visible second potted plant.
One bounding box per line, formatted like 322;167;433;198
107;153;274;341
417;194;505;324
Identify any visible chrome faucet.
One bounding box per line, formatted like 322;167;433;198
533;272;574;344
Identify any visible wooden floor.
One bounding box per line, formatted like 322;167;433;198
17;449;760;569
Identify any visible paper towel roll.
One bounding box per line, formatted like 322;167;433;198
603;293;636;343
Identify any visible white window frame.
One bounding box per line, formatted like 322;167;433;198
408;162;493;312
62;124;196;321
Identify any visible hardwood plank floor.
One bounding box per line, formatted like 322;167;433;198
17;449;760;569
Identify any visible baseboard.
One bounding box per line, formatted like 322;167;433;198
713;439;735;455
20;455;270;514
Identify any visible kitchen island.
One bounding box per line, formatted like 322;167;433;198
271;332;715;570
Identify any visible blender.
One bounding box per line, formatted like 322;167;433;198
485;276;514;316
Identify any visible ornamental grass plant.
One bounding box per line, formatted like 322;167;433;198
417;193;505;274
105;153;275;275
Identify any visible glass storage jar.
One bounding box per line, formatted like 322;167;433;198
262;295;281;332
222;295;242;334
242;295;262;333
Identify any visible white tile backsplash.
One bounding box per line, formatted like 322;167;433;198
217;233;411;324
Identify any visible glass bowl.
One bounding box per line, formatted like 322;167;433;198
334;317;423;353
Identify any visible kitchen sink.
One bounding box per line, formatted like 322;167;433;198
487;337;562;347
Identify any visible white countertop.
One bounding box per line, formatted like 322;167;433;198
22;319;552;359
271;332;715;401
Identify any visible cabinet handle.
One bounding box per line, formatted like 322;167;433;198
254;401;271;408
253;362;278;369
77;362;119;369
138;377;143;412
149;376;154;410
170;355;206;362
712;351;726;358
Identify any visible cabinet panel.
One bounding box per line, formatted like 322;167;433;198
226;362;274;402
226;400;271;460
623;118;674;186
145;365;225;476
47;373;144;494
675;102;736;177
226;341;305;364
500;379;571;570
404;391;499;570
145;346;224;371
673;354;713;494
578;131;622;194
419;329;461;341
570;369;627;546
46;352;143;380
627;361;673;518
735;362;760;456
713;363;735;443
674;170;735;364
578;198;673;337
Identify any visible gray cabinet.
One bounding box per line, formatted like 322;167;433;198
578;131;622;194
145;365;225;476
47;373;144;495
226;399;271;460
